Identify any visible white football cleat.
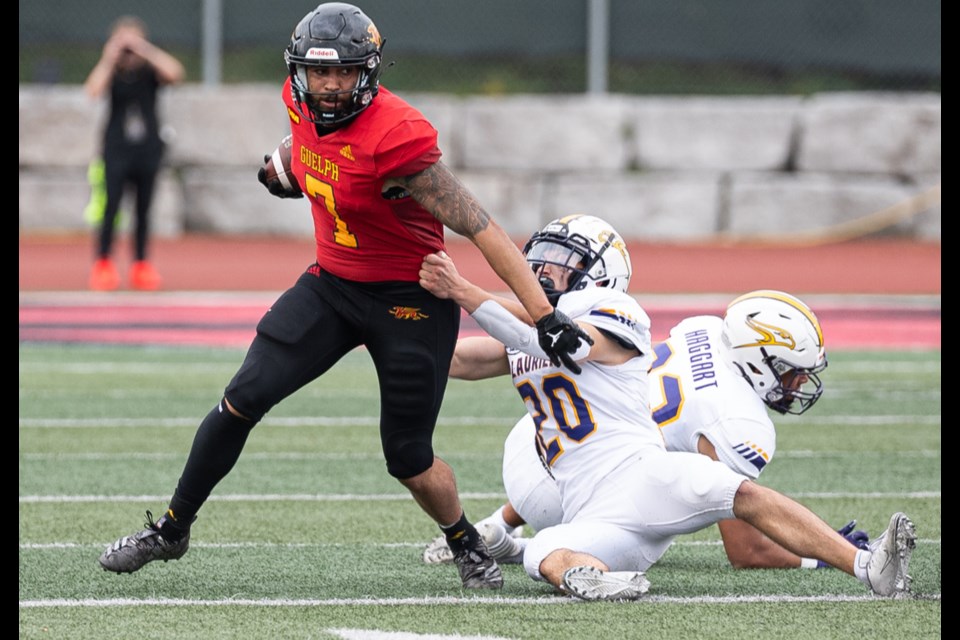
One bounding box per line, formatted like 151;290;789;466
864;512;917;598
422;534;454;565
423;522;525;565
561;565;651;601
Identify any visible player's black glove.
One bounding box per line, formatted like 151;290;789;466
536;310;594;375
816;520;871;568
257;155;303;199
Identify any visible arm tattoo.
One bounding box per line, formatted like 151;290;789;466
399;162;490;238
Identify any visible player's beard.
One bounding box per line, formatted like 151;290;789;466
311;87;355;122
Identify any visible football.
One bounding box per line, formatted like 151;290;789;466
263;134;300;193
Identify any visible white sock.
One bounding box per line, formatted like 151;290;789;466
477;505;517;535
853;549;872;585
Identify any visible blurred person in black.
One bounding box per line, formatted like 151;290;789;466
84;15;184;291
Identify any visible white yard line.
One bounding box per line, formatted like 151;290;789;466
17;490;942;504
18;449;942;461
20;538;941;550
19;592;941;608
16;415;944;428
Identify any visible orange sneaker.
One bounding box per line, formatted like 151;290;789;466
89;258;120;291
129;260;162;291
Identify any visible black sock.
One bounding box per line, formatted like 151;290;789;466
155;509;192;542
441;513;480;554
163;399;257;535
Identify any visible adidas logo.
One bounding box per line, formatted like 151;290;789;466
339;145;355;161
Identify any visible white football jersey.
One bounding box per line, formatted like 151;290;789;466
507;288;662;520
650;315;776;479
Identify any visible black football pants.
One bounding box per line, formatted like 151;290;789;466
169;267;462;518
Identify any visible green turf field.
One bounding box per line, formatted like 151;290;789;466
19;344;941;639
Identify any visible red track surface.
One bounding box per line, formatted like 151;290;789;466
19;233;940;350
20;233;941;295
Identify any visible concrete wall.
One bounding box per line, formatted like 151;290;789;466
19;86;940;242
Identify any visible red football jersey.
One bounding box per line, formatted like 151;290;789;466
283;79;445;282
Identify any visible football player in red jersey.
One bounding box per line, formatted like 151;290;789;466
98;2;591;591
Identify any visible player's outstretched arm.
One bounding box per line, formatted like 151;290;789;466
449;336;510;380
402;161;593;373
419;251;529;320
400;163;553;321
419;251;586;367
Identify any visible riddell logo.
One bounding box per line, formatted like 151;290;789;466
305;47;339;60
339;145;355;161
388;306;429;320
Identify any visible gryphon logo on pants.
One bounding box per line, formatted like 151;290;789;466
388;306;429;320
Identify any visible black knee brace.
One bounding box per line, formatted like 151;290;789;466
383;437;435;480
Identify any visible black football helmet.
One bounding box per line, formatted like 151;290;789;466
285;3;384;126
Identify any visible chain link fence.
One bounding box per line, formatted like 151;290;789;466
20;0;940;94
